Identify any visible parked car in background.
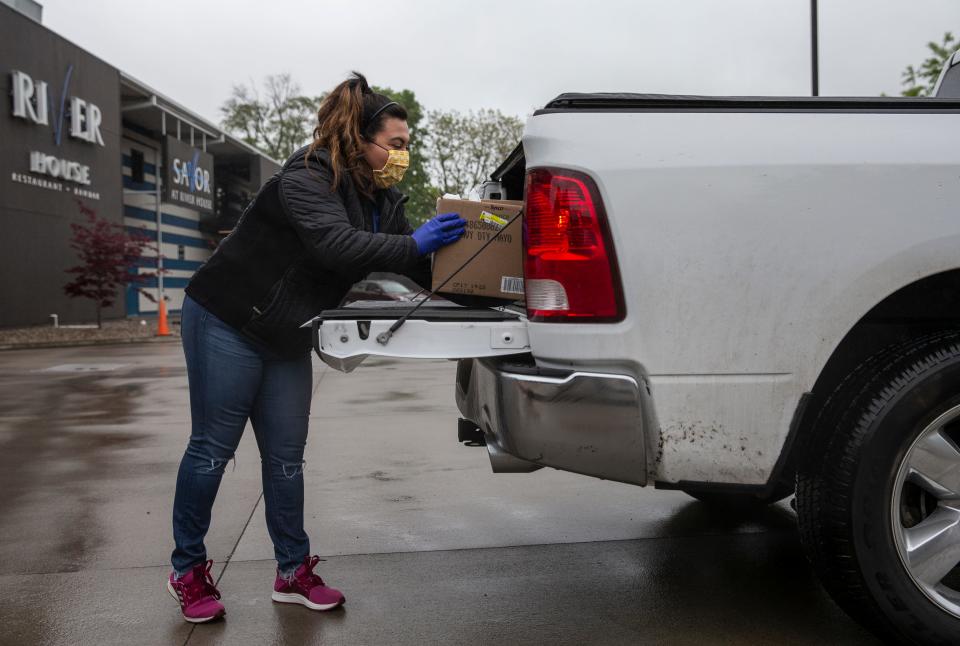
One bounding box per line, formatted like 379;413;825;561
341;274;427;305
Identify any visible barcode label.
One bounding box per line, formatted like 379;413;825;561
480;211;508;228
500;276;524;295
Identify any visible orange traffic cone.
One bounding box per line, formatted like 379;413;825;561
157;299;171;337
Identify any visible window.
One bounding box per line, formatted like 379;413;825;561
379;280;411;294
130;149;145;184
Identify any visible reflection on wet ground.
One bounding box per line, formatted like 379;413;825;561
0;345;880;645
0;372;144;570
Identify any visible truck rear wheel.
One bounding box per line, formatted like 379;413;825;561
796;332;960;645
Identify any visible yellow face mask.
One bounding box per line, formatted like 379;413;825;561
372;148;409;189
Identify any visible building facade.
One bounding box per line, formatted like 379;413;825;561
0;4;280;327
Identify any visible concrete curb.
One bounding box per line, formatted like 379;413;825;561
0;336;182;352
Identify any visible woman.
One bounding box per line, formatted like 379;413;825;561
166;72;466;623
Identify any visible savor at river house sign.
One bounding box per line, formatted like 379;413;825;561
163;135;215;214
8;67;106;201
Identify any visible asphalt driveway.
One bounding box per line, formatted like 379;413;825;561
0;343;879;645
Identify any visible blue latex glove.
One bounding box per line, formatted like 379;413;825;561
411;212;467;255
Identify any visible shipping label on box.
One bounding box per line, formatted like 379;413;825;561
431;198;524;300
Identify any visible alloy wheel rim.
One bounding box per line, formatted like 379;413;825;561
892;403;960;618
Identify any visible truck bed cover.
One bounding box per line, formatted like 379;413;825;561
537;92;960;114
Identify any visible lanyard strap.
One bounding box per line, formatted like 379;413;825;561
375;209;524;346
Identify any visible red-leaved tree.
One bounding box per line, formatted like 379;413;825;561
64;200;159;327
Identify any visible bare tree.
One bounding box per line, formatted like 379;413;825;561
220;73;319;160
424;108;523;198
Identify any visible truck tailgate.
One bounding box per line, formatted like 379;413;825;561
303;300;529;373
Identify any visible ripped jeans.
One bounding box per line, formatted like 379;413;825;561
171;295;312;576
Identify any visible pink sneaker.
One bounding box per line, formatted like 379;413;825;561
166;560;225;623
272;556;345;611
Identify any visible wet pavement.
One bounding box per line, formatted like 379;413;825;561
0;343;881;645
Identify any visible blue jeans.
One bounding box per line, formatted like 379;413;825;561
171;295;313;576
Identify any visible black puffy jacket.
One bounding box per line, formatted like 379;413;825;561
185;145;430;357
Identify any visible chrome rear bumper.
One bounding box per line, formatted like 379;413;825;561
455;358;649;486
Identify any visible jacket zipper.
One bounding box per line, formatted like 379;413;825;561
252;263;297;318
381;194;409;232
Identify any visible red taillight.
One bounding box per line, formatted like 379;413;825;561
523;168;625;322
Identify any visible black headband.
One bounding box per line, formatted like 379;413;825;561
363;101;398;133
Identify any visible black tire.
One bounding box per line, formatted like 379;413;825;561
796;331;960;645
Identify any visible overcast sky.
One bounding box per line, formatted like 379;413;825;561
41;0;959;125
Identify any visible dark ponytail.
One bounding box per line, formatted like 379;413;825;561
306;71;408;193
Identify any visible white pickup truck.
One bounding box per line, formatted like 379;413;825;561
312;55;960;645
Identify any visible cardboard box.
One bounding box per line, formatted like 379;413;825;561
431;198;524;301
